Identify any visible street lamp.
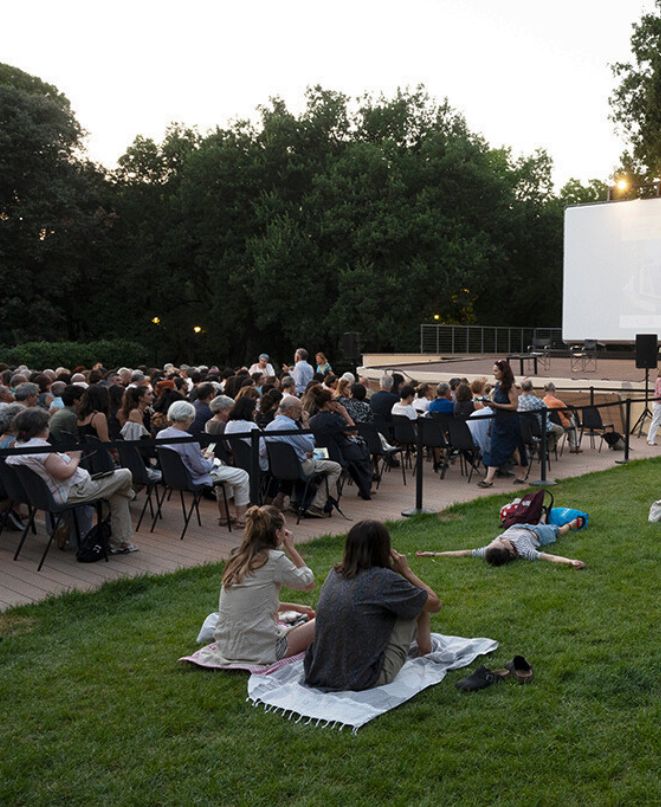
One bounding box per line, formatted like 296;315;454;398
151;316;161;325
193;325;202;334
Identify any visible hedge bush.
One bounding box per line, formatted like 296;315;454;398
0;339;149;370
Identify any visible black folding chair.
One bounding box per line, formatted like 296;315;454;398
445;416;483;483
226;436;269;505
266;441;327;525
0;459;37;556
12;464;104;571
391;415;417;484
81;435;116;476
355;422;403;489
418;417;450;479
578;406;614;451
152;447;231;539
116;442;164;532
519;413;551;479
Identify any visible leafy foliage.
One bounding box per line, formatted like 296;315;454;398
610;0;661;185
0;339;148;369
1;65;577;364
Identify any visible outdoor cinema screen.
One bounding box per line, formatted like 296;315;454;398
563;197;661;342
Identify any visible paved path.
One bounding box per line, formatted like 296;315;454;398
0;438;654;610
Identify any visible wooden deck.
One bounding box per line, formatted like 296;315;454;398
0;437;655;610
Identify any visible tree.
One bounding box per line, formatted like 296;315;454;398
610;0;661;183
0;63;114;343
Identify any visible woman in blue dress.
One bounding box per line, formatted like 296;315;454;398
477;360;527;488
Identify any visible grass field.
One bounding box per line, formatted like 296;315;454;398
1;460;659;807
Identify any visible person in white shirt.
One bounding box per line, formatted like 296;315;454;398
391;385;418;420
248;353;276;378
413;383;433;414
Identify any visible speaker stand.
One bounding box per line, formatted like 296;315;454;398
632;367;653;437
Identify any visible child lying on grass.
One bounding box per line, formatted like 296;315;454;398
416;518;586;568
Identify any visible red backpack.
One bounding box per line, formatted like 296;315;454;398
499;489;555;529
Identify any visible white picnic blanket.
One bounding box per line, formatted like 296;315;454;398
247;633;498;734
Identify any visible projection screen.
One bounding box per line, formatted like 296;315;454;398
563;197;661;342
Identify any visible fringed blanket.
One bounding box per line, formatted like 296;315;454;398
179;643;305;674
247;633;498;734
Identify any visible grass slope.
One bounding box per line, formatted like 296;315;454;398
1;460;660;807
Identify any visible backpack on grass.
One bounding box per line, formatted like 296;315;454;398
499;489;555;529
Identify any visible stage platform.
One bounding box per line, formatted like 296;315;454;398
358;353;655;435
359;353;651;387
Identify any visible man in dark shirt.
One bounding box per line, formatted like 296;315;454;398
188;383;215;435
48;385;84;446
369;375;399;417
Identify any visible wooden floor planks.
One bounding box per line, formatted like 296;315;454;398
0;437;654;610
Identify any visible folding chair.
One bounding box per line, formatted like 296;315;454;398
578;406;614;452
391;415;417;484
418;417;450;479
12;465;104;571
116;442;164;532
81;435;116;476
355;422;403;489
266;441;328;525
0;459;37;556
226;436;269;505
445;416;483;483
152;447;231;540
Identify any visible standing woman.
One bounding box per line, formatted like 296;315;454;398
647;366;661;446
316;352;332;376
213;505;316;664
477;360;527;488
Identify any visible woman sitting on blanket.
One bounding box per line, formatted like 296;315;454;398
213;505;316;664
304;521;442;692
416;518;586;568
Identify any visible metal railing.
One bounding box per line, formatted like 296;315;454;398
420;325;563;355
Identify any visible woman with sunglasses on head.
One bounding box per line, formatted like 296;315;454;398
212;505;316;665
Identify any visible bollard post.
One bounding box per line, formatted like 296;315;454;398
532;407;556;487
615;398;631;465
402;419;436;517
249;429;261;504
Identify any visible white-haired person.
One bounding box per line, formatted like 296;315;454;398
157;400;250;527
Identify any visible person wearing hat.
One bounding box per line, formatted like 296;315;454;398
248;354;276;377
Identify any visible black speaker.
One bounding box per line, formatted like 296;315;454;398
635;334;658;369
340;331;361;358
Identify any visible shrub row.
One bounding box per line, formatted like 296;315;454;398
0;340;149;370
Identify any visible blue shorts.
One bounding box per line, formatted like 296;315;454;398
525;523;559;547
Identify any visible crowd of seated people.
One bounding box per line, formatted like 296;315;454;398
0;354;590;556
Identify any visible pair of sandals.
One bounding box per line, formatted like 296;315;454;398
218;516;246;528
455;655;533;691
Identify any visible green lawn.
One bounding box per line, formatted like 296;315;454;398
1;460;659;807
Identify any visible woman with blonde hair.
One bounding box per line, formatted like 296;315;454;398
213;505;316;664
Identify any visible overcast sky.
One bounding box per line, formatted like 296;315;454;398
1;0;655;187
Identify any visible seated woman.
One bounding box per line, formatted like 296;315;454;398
304;520;441;691
307;387;374;500
213;505;316;664
77;384;112;443
7;408;138;553
453;383;475;418
119;385;154;439
157;401;250;527
224;397;268;472
416;518;586;568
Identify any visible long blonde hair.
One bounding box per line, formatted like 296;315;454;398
221;505;284;587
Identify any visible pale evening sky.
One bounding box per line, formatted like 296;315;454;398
1;0;655;187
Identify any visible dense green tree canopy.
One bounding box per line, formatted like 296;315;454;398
1;64;603;364
610;0;661;185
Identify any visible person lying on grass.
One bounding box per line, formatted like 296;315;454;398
213;505;316;665
416;519;586;568
304;520;442;691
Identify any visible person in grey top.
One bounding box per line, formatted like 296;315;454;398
304;520;441;691
416;518;586;568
